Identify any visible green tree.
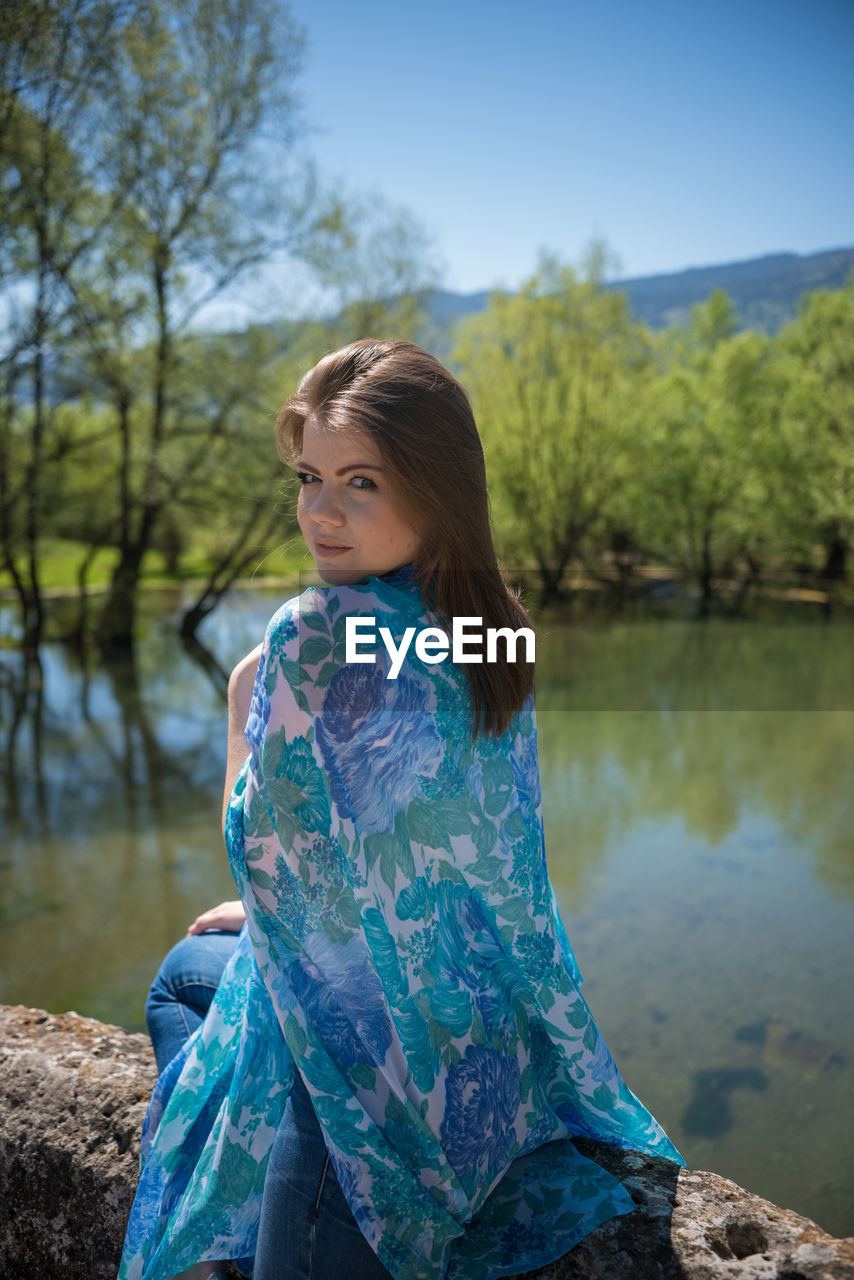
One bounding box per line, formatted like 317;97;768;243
635;292;783;614
84;0;314;649
452;252;653;604
2;0;441;657
173;327;305;639
298;193;442;344
0;0;136;655
772;275;854;588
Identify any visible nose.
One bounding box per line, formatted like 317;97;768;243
306;481;345;526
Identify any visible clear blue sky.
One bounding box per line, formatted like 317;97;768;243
280;0;854;293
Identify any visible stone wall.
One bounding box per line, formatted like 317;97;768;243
1;1003;852;1279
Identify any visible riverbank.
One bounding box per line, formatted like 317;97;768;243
2;560;852;631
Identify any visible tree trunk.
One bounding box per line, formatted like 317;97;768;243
537;558;569;608
822;528;848;582
728;551;762;617
95;542;145;651
180;632;230;698
96;501;161;651
21;258;49;656
696;526;715;619
95;380;161;652
1;652;44;826
179;505;281;640
67;533;111;650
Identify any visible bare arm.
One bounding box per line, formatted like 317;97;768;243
184;645;264;939
221;642;264;838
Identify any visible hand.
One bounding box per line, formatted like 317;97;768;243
186;900;246;936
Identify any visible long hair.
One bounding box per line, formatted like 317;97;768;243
275;338;535;738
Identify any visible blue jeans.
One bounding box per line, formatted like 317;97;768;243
146;929;242;1074
145;930;391;1280
254;1068;391;1280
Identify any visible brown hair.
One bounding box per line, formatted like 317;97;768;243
275;338;535;738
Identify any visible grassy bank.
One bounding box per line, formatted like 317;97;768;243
0;537;311;597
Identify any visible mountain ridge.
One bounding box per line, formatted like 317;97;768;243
422;245;854;336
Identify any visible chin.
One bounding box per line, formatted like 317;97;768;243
314;564;371;586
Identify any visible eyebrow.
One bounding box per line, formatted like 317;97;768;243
296;460;385;476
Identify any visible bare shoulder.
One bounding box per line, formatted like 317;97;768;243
230;642;264;684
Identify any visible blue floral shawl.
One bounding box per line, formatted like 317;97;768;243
118;570;684;1280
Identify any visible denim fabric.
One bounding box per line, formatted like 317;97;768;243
253;1068;391;1280
144;928;390;1279
145;929;242;1074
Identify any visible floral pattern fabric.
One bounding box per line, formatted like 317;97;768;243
118;571;685;1280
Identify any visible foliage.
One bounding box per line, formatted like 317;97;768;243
0;0;438;650
771;274;854;581
1;1;852;647
452;251;654;602
632;292;786;610
453;264;853;613
0;0;140;652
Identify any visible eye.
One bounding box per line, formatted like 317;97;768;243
350;474;377;490
295;470;319;485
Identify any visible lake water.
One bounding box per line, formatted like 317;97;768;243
1;586;852;1237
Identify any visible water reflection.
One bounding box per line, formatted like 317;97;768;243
0;591;852;1236
682;1067;769;1138
536;706;854;907
535;611;854;711
0;590;277;1028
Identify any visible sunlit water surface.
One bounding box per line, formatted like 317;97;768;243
1;587;852;1236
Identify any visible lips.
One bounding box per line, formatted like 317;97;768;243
315;540;353;556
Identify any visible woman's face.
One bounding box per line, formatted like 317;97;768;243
296;412;421;586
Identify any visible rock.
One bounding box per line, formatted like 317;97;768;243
1;1003;852;1280
0;1003;154;1279
524;1147;854;1279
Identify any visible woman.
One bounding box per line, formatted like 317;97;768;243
119;339;684;1280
